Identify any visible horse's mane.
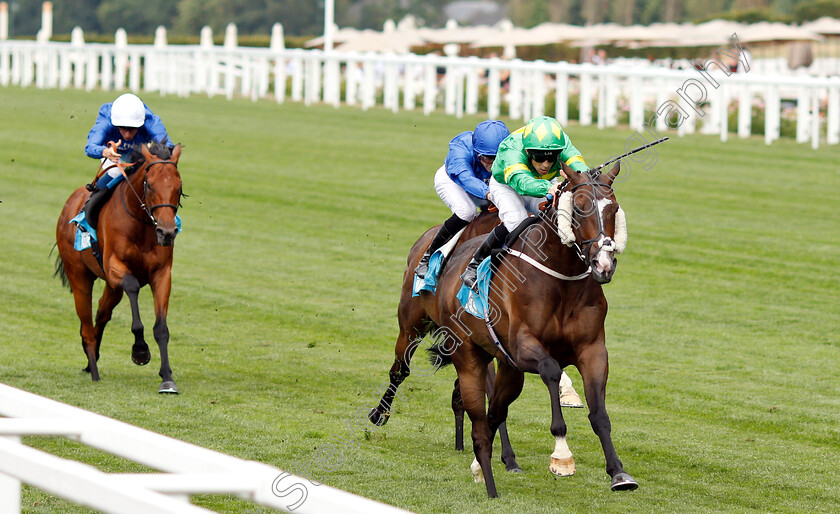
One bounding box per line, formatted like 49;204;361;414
125;142;174;174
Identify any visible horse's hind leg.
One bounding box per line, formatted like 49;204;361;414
369;297;429;426
485;362;522;472
452;377;464;451
93;283;124;363
122;274;151;366
369;328;422;426
70;282;99;381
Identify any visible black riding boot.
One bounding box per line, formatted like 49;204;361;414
414;213;471;278
461;224;509;289
80;186;114;231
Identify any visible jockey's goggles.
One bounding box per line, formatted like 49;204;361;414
478;154;496;163
528;150;560;163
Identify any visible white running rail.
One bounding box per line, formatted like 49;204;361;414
0;383;410;514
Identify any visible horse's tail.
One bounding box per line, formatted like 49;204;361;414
427;338;454;370
50;243;70;291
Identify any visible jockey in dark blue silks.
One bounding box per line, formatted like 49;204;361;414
71;93;172;235
414;119;510;279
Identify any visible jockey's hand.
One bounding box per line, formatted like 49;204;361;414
548;182;563;198
102;146;121;163
485;191;493;204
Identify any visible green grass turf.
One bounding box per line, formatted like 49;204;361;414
1;86;839;513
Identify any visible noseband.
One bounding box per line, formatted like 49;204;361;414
121;159;180;226
567;174;615;262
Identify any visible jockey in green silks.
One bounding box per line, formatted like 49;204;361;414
460;115;590;289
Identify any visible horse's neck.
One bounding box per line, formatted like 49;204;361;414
521;220;588;276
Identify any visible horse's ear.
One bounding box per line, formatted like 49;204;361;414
140;142;152;161
601;161;620;186
561;161;584;184
171;144;181;164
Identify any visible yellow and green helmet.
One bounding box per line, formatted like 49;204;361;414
522;116;565;151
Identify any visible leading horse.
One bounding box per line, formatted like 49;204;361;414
54;142;184;393
372;162;636;497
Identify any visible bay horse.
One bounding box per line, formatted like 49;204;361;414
54;142;184;393
368;207;523;471
373;162;636;497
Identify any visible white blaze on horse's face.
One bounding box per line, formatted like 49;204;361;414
594;198;617;276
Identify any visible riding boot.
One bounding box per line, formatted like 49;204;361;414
78;186;114;232
461;223;509;290
414;213;471;278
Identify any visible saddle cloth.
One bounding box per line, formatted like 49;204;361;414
411;226;467;296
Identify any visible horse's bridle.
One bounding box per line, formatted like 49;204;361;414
120;160;180;226
566;172;616;263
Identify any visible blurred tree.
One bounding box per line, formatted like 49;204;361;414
791;0;840;20
96;0;173;35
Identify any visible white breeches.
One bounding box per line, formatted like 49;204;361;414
434;165;487;222
488;176;558;231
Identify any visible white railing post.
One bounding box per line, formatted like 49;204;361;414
345;57;359;106
422;59;436;115
532;64;546;119
810;89;820;149
361;54;375;110
579;69;593;126
271;30;286;104
465;56;479;115
827;80;840;145
487;62;501;120
628;75;642;131
403;60;417;111
719;83;729;143
198;25;214;96
555;70;569;126
796;87;810;143
290;54;303;102
764;84;781;145
114;29;128;90
223;23;237;100
737;83;752;138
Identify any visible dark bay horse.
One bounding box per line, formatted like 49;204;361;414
373;162;636;497
54;143;184;393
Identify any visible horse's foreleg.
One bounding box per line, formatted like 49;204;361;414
486;362;523;473
452;377;465;451
577;343;638;491
150;270;177;394
94;284;124;363
122;274;151;366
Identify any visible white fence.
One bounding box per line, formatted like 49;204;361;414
1;36;839;148
0;383;409;514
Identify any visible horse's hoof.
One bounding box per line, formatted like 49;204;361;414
559;391;584;408
611;472;639;491
506;465;523;473
159;381;179;394
368;408;390;427
470;459;484;483
132;346;151;366
549;456;576;477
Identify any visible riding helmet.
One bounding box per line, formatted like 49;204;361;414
110;93;146;128
522;116;565;151
472;120;510;156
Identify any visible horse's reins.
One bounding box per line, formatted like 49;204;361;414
120;159;179;226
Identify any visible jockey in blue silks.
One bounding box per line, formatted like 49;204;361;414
414;120;510;279
72;93;172;235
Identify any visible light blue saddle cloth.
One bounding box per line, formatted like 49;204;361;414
412;226;467;296
456;256;493;319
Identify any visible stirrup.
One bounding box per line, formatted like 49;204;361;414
69;211;95;235
460;265;478;289
414;254;430;278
